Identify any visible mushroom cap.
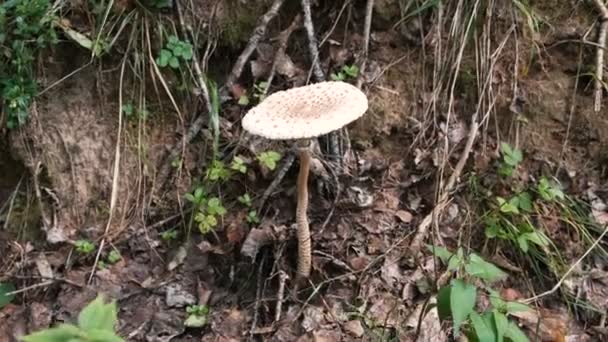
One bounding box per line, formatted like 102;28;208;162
241;81;368;140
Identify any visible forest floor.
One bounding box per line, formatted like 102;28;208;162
2;0;608;341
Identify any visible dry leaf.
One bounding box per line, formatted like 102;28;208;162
343;320;364;337
395;210;413;223
240;226;275;258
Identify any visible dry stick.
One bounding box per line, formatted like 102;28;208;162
355;0;374;89
258;153;296;211
248;252;267;341
274;270;289;323
224;0;286;94
592;0;608;113
523;225;608;304
300;0;340;160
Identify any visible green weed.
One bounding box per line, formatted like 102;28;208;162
184;304;210;328
74;240;96;255
330;64;359;82
156;35;193;69
23;294;123;342
429;246;530;341
0;0;58;128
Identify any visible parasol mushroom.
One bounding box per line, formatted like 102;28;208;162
241;81;368;280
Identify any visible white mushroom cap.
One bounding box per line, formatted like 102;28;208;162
241;81;368;140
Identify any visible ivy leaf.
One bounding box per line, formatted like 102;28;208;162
0;282;16;308
464;253;508;283
78;294;118;332
450;279;477;336
22;324;82;342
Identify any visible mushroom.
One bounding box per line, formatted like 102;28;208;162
241;81;368;280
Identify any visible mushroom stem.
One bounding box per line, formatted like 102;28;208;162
296;145;312;279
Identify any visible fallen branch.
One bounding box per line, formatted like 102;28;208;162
592;0;608;113
224;0;286;94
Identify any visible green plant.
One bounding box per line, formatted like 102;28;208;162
107;250;121;264
536;177;564;202
0;0;58;128
237;193;252;207
429;246;530;341
160;229;178;241
257;151;282;170
184;304;210;328
230;156;248;174
205;160;231;182
156;35;193;69
247;210;260;224
498;143;523;178
330;64;359;82
0;282;16;309
186;187;227;235
75;240;96;255
23;294;123;342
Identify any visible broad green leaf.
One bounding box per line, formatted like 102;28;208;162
517;192;532;212
86;329;124;342
523;231;549;247
470;311;496;342
465;254;508;283
436;285;452;321
450;279;477;336
448;247;465;271
184;193;196;203
504;321;530;342
488;289;506;309
500;142;513;157
257;151;282;170
194;187;204;201
517;235;529;253
78;295;118;332
22;324;81;342
426;245;453;264
493;310;508;342
505;301;530;313
0;282;16;308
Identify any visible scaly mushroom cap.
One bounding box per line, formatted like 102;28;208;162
241;81;368;140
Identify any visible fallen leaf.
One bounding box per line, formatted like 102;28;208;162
343;320;364;337
35;253;54;279
349;256;370;271
312;329;342;342
301;306;324;332
395;210;413;223
381;257;402;289
240;226;275;259
165;282;196;308
167;245;187;271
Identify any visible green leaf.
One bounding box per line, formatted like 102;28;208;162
238;95;250;106
169;56;179;69
257;151;282;170
86;329;124;342
500;142;513;158
450;279;477;336
517;235;529;253
448;247;465;271
427;245;453;264
497;197;519;214
436;285;452;321
156;49;171;67
0;282;16;308
517;192;532;212
465;253;508;283
77;295;118;332
207;197;226;216
184;193;196;203
184;313;208;327
494;310;508;342
504;321;530;342
470;311;496;342
22;324;82;342
505;301;530;314
522;231;549;247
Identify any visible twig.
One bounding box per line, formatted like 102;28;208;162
224;0;286;94
300;0;325;83
274;270;289;323
248;252;267;341
523;225;608;304
356;0;374;89
5;280;55;296
258;153;296;211
592;0;608;113
262;15;303;98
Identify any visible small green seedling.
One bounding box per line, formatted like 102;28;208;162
330;64;359;82
230;156;248;174
237;193;253;207
498;142;523;178
156;35;193;69
537;177;564;202
160;229;178;241
247;210;260;224
75;240;96;255
206;160;231;182
22;294;123;342
184;304;210;328
257;151;281;170
107;250;121;264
